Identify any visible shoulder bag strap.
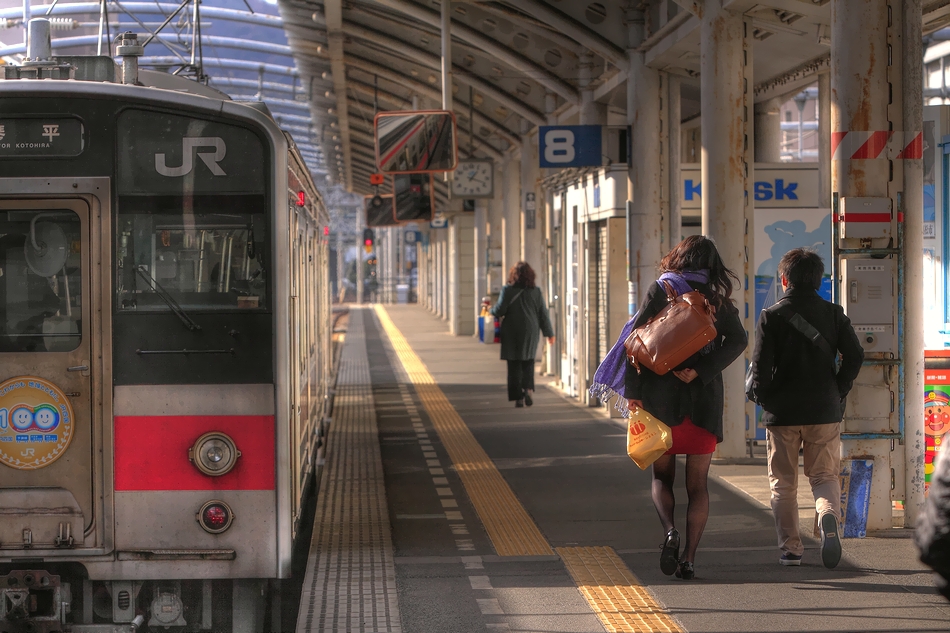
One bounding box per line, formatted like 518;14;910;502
773;301;837;372
659;279;677;301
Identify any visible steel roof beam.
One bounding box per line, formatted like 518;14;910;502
142;56;300;76
341;54;520;147
361;0;578;103
208;76;301;95
347;77;504;160
460;1;583;55
325;0;352;190
317;16;544;126
0;2;284;28
1;33;293;56
497;0;627;72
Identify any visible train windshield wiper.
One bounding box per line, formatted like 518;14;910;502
134;265;202;332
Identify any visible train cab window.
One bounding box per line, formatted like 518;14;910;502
0;209;82;352
116;195;268;312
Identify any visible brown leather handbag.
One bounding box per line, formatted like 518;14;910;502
624;280;718;375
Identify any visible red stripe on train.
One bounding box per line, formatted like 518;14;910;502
115;415;275;491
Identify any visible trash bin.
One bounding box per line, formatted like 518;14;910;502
396;284;409;304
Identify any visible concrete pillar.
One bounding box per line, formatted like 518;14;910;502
701;0;749;459
754;98;783;163
627;8;664;317
442;233;450;320
502;156;520;277
818;72;832;208
667;75;682;251
521;121;543;298
903;0;926;527
449;213;476;336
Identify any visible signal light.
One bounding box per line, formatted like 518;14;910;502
197;500;234;534
363;228;374;253
323;226;330;236
296;191;306;207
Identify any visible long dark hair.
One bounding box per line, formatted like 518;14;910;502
507;261;536;288
659;235;739;306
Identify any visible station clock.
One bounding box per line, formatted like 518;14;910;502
451;159;494;198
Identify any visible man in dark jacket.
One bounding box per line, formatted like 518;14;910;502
917;450;950;600
748;248;864;569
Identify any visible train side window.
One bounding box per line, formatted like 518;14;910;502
0;209;82;352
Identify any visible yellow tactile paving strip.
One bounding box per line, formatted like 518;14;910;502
375;305;553;556
374;305;684;632
558;547;685;633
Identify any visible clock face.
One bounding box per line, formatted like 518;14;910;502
452;160;494;198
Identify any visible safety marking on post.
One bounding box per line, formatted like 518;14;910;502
831;130;923;160
374;305;554;556
557;547;685;633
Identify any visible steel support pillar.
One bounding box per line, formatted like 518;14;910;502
832;0;923;531
754;98;783;163
356;205;364;305
667;75;682;251
502;156;521;278
701;1;751;458
474;199;488;330
818;72;832;207
627;8;664;320
903;0;925;526
578;52;606;125
521;120;543;303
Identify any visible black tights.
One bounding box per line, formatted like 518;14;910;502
651;453;712;564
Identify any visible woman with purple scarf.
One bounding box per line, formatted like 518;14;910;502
590;235;747;580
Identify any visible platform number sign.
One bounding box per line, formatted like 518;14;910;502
538;125;603;168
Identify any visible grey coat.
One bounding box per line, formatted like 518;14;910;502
491;284;554;361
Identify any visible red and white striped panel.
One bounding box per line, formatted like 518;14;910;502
831;131;922;160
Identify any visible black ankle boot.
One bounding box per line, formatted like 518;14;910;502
659;529;680;576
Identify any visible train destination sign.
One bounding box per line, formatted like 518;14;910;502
0;118;84;157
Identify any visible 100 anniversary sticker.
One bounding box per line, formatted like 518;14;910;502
0;376;75;470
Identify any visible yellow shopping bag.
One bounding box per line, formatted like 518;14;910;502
626;407;673;470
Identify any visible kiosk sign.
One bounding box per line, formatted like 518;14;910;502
0;376;75;470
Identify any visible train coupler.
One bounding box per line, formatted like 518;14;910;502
0;570;69;633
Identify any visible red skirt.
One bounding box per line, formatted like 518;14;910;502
665;416;717;455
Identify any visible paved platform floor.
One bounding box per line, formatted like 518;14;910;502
300;304;950;633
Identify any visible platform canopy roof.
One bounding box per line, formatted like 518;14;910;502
3;0;950;196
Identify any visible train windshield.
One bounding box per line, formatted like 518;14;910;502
115;109;269;312
0;209;82;352
116;196;268;312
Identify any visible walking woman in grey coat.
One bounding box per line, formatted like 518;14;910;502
491;262;554;407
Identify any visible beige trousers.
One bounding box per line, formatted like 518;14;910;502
766;423;841;556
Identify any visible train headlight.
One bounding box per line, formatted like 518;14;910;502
197;500;234;534
188;432;241;477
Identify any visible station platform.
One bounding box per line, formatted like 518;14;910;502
297;305;950;633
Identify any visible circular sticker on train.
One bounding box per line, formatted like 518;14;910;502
0;376;74;470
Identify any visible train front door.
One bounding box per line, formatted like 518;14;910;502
0;178;108;553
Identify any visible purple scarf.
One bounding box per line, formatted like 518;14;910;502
588;269;710;417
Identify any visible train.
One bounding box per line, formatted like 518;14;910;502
0;24;332;633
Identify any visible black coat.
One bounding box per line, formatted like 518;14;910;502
624;280;748;442
748;286;864;426
917;452;950;601
491;284;554;361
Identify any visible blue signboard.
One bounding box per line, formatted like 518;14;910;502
539;125;602;168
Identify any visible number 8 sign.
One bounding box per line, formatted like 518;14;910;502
538;125;603;168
